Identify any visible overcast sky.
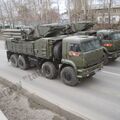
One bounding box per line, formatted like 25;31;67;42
52;0;66;13
59;0;66;13
56;0;120;14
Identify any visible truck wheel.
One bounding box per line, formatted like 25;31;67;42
42;62;57;79
103;54;109;65
10;54;18;67
53;42;62;60
60;67;79;86
18;56;29;70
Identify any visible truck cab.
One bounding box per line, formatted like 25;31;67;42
97;30;120;64
60;35;104;86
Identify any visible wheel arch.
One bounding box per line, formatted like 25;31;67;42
60;59;77;72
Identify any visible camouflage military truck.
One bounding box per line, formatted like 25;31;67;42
4;25;104;86
77;30;120;64
97;30;120;64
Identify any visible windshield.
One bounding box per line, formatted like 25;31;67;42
112;33;120;40
81;39;101;52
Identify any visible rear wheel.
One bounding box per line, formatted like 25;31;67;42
10;54;18;67
60;67;79;86
18;55;29;70
42;62;57;79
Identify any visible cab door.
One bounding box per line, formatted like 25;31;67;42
111;33;120;51
66;42;84;68
97;33;114;52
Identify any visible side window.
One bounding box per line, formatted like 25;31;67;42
102;34;111;40
103;35;109;40
97;33;111;40
70;43;81;52
97;33;103;40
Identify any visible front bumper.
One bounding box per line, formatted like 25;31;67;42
77;63;103;78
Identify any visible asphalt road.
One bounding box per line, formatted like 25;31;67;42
0;41;120;120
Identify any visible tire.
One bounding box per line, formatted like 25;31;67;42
10;54;18;67
60;67;79;86
53;42;62;60
41;62;57;79
103;54;109;65
18;55;29;70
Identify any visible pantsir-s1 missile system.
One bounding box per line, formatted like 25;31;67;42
4;23;104;86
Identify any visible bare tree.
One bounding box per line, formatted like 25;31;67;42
0;2;5;27
108;0;112;25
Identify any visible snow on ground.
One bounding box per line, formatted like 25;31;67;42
0;82;66;120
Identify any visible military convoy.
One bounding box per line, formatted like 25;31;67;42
3;22;120;86
3;23;104;86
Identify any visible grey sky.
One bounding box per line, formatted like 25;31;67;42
57;0;120;14
59;0;66;13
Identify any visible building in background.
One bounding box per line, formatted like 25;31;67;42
92;4;120;24
60;2;120;24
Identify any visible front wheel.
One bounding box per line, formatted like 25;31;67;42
60;67;79;86
41;62;57;79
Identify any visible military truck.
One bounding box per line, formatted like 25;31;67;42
77;30;120;64
4;25;104;86
97;30;120;64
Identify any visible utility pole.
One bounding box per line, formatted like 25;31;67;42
108;0;112;25
67;0;71;23
57;0;60;23
40;0;43;24
81;0;88;21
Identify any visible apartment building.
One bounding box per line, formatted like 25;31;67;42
92;4;120;24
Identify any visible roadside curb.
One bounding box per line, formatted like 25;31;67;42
0;76;89;120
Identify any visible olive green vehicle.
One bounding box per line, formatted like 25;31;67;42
78;30;120;64
4;25;103;86
97;30;120;64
